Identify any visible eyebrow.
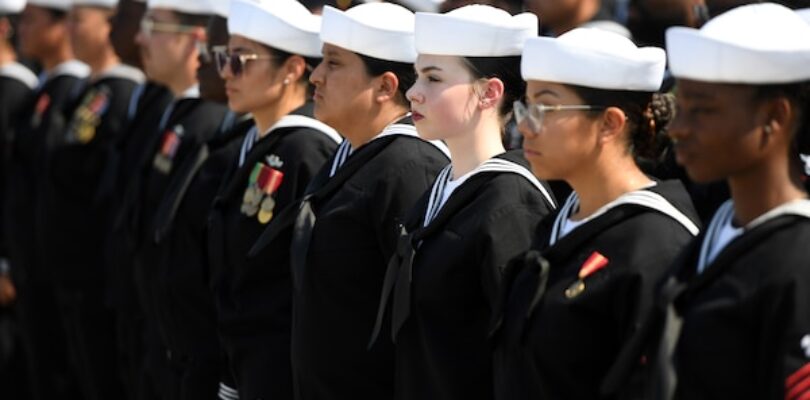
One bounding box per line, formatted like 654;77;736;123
532;89;559;99
417;66;442;74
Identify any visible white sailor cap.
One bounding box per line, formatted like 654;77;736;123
209;0;228;18
0;0;25;14
228;0;321;58
26;0;70;10
667;3;810;84
147;0;219;16
797;8;810;25
71;0;117;8
320;3;416;63
415;5;537;57
521;27;665;91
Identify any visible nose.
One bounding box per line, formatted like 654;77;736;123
309;60;324;87
405;82;423;104
517;117;537;139
667;111;688;144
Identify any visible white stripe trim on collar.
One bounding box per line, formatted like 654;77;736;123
48;60;90;80
268;114;342;144
422;158;556;227
95;64;145;84
0;62;38;89
372;123;451;159
549;186;700;246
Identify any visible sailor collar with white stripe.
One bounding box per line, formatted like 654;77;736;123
0;62;38;89
328;115;449;178
423;157;556;227
237;114;341;168
549;183;700;246
93;63;146;84
696;198;810;273
47;60;90;81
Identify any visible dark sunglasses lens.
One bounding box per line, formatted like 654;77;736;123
215;51;227;73
230;54;243;76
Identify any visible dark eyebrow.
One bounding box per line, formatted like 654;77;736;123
532;89;559;99
677;88;716;101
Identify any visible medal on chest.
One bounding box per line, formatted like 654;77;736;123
241;160;284;224
152;125;183;174
31;93;51;129
67;88;110;144
564;251;609;299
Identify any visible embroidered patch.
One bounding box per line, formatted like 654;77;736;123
152;125;184;174
66;87;110;144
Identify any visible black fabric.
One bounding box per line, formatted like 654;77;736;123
666;215;810;400
209;106;339;399
3;71;84;400
372;150;555;400
285;130;448;400
492;180;699;400
0;75;34;259
42;72;140;400
151;119;251;400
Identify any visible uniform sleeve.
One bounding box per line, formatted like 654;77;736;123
479;201;546;307
760;277;810;400
371;148;444;263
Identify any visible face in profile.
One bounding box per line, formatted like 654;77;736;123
67;6;113;66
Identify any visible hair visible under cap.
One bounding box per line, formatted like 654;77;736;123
754;80;810;157
569;85;674;162
357;53;414;108
463;55;523;122
174;10;210;27
259;43;320;97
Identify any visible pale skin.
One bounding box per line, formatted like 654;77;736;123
518;80;653;220
220;35;308;138
669;79;806;226
309;43;409;149
0;17;15;66
67;6;120;78
407;54;505;179
134;8;206;96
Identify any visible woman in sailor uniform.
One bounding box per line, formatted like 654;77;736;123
194;1;341;399
247;3;449;399
648;5;810;399
492;27;700;400
367;6;554;400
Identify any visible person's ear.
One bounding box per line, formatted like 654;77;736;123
596;106;628;147
375;71;400;103
281;55;306;86
476;77;504;111
759;95;794;150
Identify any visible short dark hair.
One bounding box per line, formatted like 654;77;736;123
568;85;675;163
260;43;320;97
462;55;524;121
357;53;414;108
754;81;810;156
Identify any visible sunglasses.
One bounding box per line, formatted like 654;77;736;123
139;18;198;40
212;46;276;77
513;100;606;133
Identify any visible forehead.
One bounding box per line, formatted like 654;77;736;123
525;80;578;99
414;54;467;72
675;79;755;101
145;8;178;22
228;35;261;50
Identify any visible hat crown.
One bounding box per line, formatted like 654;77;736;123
444;4;532;28
699;3;810;51
558;27;661;59
228;0;321;57
341;2;415;33
0;0;26;13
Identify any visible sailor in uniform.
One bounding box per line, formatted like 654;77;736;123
248;3;449;399
647;5;810;399
491;27;700;400
367;6;555;399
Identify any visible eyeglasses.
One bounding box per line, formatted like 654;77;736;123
212;46;276;77
139;18;198;40
513;100;606;133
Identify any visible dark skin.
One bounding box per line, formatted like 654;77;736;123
109;0;145;69
198;15;227;103
668;79;807;225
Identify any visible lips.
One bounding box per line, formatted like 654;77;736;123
411;111;424;122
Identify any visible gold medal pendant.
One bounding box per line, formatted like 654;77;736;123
565;279;585;298
241;186;262;217
257;196;275;224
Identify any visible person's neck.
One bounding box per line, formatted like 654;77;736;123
41;44;74;72
0;45;16;66
168;76;198;99
344;104;408;149
551;0;600;36
86;49;121;80
567;153;652;220
727;157;807;226
253;91;306;138
445;117;504;179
